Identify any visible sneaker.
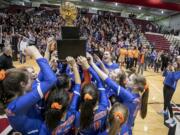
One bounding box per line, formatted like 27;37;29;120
169;120;176;127
165;118;176;127
165;118;174;123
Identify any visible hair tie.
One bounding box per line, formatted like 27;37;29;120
0;70;6;81
84;93;93;101
51;102;62;110
114;112;124;124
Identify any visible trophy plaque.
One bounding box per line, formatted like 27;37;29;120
57;2;86;60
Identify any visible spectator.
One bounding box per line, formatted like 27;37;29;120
19;37;28;64
0;46;14;70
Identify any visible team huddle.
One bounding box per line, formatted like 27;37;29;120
0;37;149;135
0;34;180;135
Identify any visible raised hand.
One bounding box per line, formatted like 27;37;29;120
86;52;94;65
66;56;76;68
66;56;81;84
25;46;42;59
93;53;102;64
77;56;90;69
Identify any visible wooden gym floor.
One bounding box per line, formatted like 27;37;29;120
14;59;180;135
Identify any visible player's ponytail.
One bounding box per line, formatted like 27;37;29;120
108;103;128;135
134;75;149;119
80;84;98;129
45;88;69;130
140;84;149;119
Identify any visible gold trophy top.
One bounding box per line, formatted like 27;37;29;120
60;2;78;26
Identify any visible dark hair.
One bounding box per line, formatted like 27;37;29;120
0;102;4;115
109;95;118;106
133;75;149;119
80;84;98;129
0;80;5;115
141;88;149;119
118;71;127;88
45;88;69;130
108;103;128;135
0;69;29;104
56;74;70;89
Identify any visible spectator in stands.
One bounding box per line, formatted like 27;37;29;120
154;51;161;73
132;46;139;67
19;37;28;64
0;46;14;70
137;48;145;75
161;52;169;72
144;48;151;71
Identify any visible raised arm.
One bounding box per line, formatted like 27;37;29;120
66;57;81;111
94;54;109;75
7;46;57;115
89;56;133;102
77;56;108;108
78;56;103;88
81;69;91;88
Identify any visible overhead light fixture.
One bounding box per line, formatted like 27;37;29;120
138;7;142;10
161;10;164;14
91;0;94;2
115;3;118;6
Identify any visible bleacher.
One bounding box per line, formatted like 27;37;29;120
132;18;156;32
145;33;171;51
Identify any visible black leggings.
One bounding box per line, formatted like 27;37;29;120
163;85;175;118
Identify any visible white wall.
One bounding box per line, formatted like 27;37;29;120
169;14;180;30
32;2;41;7
157;13;180;30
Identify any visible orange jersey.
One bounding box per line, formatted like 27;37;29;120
119;48;127;57
128;50;133;58
133;50;139;58
139;54;145;64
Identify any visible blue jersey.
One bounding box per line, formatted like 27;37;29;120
104;63;119;71
104;78;134;103
97;62;119;72
98;130;108;135
121;93;140;135
78;67;108;135
40;84;81;135
104;78;140;135
163;70;180;90
6;58;57;135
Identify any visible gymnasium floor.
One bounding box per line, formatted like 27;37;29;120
14;59;180;135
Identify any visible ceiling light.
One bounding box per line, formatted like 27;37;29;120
138;7;142;10
91;0;94;2
115;3;118;6
161;10;164;14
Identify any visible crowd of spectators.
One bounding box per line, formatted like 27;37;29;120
0;6;179;73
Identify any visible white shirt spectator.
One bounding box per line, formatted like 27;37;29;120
28;32;35;45
19;38;28;53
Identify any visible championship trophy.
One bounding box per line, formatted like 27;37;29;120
57;2;86;61
60;2;77;27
